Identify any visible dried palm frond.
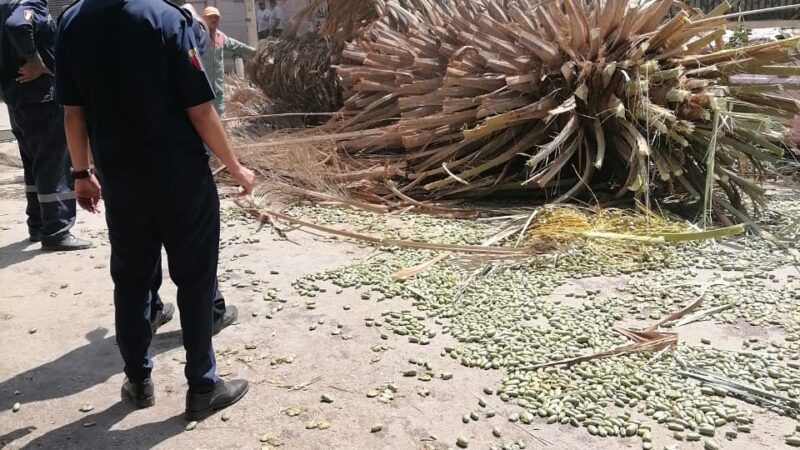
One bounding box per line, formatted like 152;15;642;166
215;127;352;208
283;0;379;43
249;34;343;114
680;367;800;410
224;75;308;132
524;280;720;370
240;202;536;255
226;79;336;132
245;0;800;223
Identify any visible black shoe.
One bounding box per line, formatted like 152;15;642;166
41;233;93;252
29;232;41;243
151;303;175;334
121;378;155;409
212;305;238;335
185;379;249;421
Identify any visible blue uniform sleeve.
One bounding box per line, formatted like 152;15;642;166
54;16;81;105
191;19;208;58
166;15;215;109
5;5;38;60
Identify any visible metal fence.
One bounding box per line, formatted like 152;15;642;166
684;0;799;20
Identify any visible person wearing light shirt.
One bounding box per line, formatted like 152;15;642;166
256;1;272;39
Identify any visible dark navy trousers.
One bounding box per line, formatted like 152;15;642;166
106;174;220;392
8;101;76;243
151;266;227;322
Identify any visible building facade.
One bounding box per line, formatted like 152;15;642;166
48;0;328;44
685;0;799;20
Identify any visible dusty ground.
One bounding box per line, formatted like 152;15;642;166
0;142;577;450
1;135;799;450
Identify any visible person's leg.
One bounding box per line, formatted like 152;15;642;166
211;280;238;335
213;282;226;321
14;103;85;247
8;106;41;240
149;257;176;333
158;175;220;393
150;260;164;313
159;172;248;419
105;202;161;404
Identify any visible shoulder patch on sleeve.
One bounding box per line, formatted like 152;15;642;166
188;48;202;71
23;9;32;21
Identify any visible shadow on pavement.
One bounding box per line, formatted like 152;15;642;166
0;426;36;449
19;402;184;449
0;239;39;271
0;327;184;411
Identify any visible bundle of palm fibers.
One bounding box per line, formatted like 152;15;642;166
286;0;800;223
224;75;312;132
249;34;343;114
729;71;800;170
225;75;269;118
216;128;354;201
282;0;380;43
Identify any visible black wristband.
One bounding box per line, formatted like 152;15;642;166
72;167;93;179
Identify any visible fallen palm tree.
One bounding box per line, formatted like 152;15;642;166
249;34;343;114
242;0;800;223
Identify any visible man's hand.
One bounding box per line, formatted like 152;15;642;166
16;60;53;83
75;174;102;213
230;165;256;195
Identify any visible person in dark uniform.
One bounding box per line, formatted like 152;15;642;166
0;0;91;250
146;2;238;336
55;0;254;419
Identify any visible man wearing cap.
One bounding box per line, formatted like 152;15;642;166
201;6;255;116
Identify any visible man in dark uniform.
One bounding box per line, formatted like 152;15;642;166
146;2;239;336
0;0;90;250
55;0;254;419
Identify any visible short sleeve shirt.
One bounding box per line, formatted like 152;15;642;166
55;0;216;205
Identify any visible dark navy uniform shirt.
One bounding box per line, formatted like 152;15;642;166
191;14;208;57
55;0;215;206
0;0;57;106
